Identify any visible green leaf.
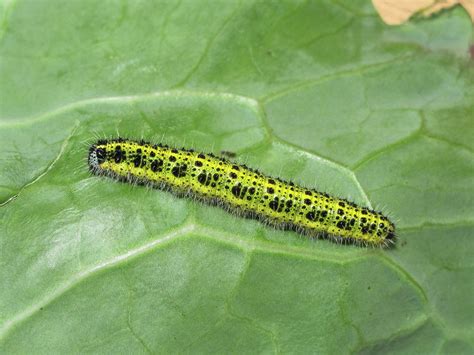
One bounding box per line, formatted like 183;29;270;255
1;0;473;353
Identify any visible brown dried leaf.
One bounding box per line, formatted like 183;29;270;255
372;0;474;25
460;0;474;21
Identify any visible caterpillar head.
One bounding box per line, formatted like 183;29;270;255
88;141;107;173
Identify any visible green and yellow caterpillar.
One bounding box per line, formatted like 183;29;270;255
88;138;395;247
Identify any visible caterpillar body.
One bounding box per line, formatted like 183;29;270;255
88;138;395;247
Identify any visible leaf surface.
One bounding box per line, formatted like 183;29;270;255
0;0;473;353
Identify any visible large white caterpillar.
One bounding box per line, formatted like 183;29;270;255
88;138;396;247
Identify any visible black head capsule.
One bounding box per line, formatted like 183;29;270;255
88;144;107;172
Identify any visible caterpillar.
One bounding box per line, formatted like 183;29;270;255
88;138;395;247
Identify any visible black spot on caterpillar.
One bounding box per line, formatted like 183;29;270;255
88;138;396;247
